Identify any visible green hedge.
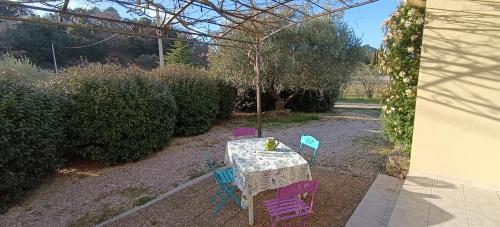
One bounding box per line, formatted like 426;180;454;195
235;88;276;112
235;88;336;113
216;80;237;120
150;64;219;136
284;89;335;112
0;78;66;213
54;64;177;164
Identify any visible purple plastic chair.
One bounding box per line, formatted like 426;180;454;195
264;180;319;227
232;127;257;139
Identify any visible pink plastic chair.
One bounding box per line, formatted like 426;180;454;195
232;127;257;139
264;180;319;227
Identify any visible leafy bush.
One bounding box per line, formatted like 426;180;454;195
216;80;237;120
235;88;335;113
235;88;275;113
378;4;425;154
0;54;53;83
0;78;66;213
284;89;335;112
135;54;159;70
150;64;219;136
53;64;177;164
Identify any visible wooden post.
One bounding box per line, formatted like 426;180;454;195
51;42;58;74
156;7;164;68
254;45;262;138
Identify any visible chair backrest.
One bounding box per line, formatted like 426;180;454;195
277;180;319;212
300;135;320;151
203;151;231;186
232;127;257;139
277;180;319;198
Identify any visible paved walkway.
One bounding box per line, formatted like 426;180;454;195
346;174;403;227
335;102;380;109
387;172;500;227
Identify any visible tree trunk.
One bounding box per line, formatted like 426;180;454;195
274;96;286;111
273;91;300;111
367;90;374;99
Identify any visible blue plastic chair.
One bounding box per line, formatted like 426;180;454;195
298;135;320;167
203;151;242;216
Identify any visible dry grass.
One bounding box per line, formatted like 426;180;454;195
328;107;381;118
134;195;156;207
353;133;394;156
70;205;127;227
231;112;321;129
69;187;152;227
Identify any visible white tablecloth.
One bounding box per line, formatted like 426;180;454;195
225;138;312;208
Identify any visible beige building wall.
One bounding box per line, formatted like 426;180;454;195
410;0;500;188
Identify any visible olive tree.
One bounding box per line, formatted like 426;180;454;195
353;64;385;99
209;17;363;111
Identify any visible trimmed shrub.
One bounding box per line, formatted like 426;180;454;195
235;88;336;113
135;54;159;70
235;88;275;113
216;80;237;120
284;89;335;112
150;64;219;136
0;78;66;213
53;64;177;164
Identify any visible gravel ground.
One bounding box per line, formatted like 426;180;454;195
0;109;390;227
105;167;372;227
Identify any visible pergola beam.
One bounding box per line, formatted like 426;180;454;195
220;0;294;38
164;0;193;27
0;15;252;49
260;0;380;42
58;0;69;21
0;0;257;44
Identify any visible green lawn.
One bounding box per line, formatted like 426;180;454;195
337;97;382;104
236;112;321;129
327;107;382;118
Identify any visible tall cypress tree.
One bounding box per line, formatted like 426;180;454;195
165;40;194;65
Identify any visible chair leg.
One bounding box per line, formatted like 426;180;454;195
228;192;242;209
213;183;242;216
300;216;309;227
223;185;242;210
309;155;316;167
211;188;222;204
271;218;277;227
213;196;227;216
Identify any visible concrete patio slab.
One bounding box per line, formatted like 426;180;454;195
387;172;500;227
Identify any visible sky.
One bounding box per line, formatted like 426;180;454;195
343;0;400;48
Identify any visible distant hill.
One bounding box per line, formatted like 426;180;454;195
0;14;208;69
0;21;20;54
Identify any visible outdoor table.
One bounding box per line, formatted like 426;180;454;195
225;138;312;225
